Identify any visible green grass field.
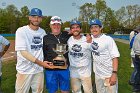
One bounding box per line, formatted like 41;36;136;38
1;41;133;93
5;36;15;40
117;41;133;93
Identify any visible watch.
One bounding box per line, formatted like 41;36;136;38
112;71;117;74
3;50;7;52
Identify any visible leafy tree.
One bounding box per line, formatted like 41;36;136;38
126;5;133;27
126;4;140;27
5;4;19;33
115;4;140;31
40;16;52;32
104;8;119;34
133;4;140;26
21;6;29;17
0;9;8;33
78;3;94;33
79;3;94;22
115;7;126;25
63;21;70;31
95;0;107;19
19;6;29;27
0;2;140;34
63;21;70;28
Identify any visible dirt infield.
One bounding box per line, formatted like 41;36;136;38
3;40;16;62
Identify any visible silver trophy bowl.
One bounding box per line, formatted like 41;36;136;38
52;44;67;68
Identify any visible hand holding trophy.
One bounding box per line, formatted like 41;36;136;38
52;43;68;69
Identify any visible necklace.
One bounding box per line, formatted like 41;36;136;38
53;33;61;43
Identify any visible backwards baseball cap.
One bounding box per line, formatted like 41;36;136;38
50;16;62;24
134;26;140;32
70;20;82;27
89;19;102;27
29;8;42;17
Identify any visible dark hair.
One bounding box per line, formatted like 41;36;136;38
70;24;82;29
90;25;102;28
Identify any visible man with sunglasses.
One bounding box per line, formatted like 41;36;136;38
15;8;51;93
43;16;71;93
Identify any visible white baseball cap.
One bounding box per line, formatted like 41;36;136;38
50;16;62;24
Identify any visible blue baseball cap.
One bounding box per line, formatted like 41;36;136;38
29;8;42;17
89;19;102;27
70;20;81;27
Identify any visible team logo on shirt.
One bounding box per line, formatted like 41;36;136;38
32;36;42;44
70;44;83;58
31;36;43;51
91;41;99;50
72;44;82;52
91;41;100;56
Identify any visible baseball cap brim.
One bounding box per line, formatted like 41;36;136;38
50;21;61;24
29;14;42;16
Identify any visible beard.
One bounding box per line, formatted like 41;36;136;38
30;21;40;26
73;31;81;37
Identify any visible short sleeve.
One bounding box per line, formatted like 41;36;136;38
107;37;120;58
15;28;27;51
0;36;10;45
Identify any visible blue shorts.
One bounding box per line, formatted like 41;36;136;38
45;68;70;93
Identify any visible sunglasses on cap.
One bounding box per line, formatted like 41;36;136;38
51;18;61;22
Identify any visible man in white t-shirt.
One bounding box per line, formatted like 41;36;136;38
68;20;93;93
89;19;120;93
15;8;52;93
129;30;139;68
0;35;10;92
131;26;140;92
129;29;139;88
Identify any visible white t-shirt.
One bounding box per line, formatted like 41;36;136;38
68;35;92;77
15;25;46;74
0;35;10;60
133;33;140;55
91;34;120;78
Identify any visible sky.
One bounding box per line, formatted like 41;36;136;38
0;0;140;22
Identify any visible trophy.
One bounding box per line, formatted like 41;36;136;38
52;43;67;69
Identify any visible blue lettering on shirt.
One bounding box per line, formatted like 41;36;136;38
31;44;43;51
70;52;83;58
31;36;43;51
91;41;100;56
70;44;83;58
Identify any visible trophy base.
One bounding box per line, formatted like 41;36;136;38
53;60;65;66
52;60;67;69
51;65;67;69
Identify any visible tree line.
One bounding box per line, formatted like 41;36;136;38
0;0;140;34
